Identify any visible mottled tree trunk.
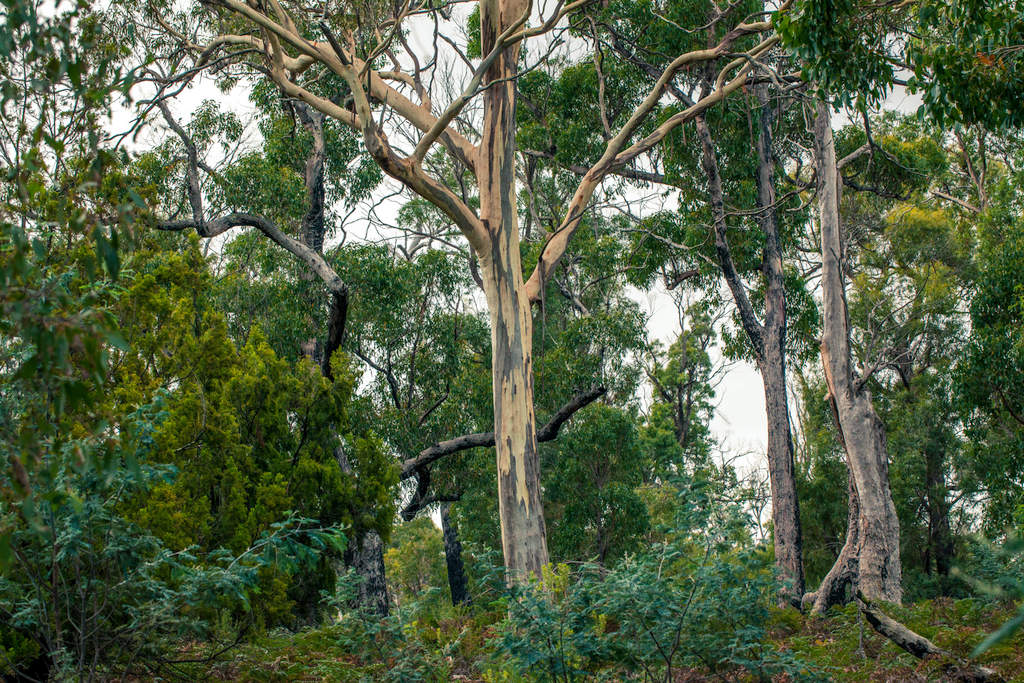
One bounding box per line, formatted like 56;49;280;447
441;503;471;606
814;100;902;605
761;345;804;604
477;0;550;580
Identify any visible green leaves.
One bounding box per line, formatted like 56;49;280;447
776;0;1024;127
497;478;819;681
908;0;1024;129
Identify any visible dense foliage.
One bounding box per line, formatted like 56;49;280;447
2;0;1023;679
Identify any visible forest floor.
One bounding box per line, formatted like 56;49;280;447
178;598;1024;682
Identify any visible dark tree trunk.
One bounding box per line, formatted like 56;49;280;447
926;447;954;577
441;503;472;606
755;90;805;605
335;445;390;616
343;530;390;616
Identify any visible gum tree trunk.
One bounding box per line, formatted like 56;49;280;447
814;100;902;605
477;0;550;580
755;91;805;604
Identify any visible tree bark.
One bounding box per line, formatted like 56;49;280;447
334;441;390;617
342;530;390;617
814;99;902;605
441;503;472;606
477;0;550;581
694;107;804;605
755;90;805;605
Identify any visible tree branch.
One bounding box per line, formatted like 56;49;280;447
523;30;778;302
399;386;606;478
156;213;347;299
857;593;1001;682
695;113;764;357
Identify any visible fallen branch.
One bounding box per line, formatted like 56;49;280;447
857;592;1002;682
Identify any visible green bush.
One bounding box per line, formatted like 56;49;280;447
493;479;820;682
0;398;344;681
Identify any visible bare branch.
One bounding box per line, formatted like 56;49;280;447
399;386;607;478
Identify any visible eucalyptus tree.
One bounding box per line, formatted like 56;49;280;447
125;0;782;578
771;0;1024;610
520;1;815;601
838;115;973;587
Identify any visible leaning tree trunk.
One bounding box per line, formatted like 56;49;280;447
441;503;472;606
477;0;550;581
814;100;902;605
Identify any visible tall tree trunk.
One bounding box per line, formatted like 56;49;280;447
441;503;472;606
695;106;804;605
291;101;388;616
478;0;550;580
756;90;805;604
814;100;902;605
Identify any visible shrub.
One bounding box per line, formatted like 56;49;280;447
493;479;820;682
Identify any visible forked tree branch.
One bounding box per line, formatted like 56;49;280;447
523;29;780;302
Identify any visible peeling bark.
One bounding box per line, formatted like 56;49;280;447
814;100;902;606
478;0;549;581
